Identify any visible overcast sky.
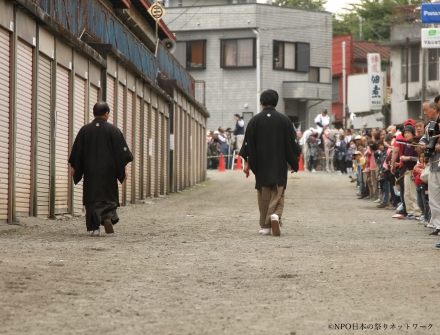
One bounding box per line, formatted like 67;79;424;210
256;0;362;14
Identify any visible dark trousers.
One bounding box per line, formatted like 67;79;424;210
338;159;346;173
308;158;317;171
397;172;407;215
417;184;430;221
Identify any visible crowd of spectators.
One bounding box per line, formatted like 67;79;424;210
206;114;245;170
299;100;440;248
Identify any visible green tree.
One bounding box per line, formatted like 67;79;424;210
272;0;327;11
333;0;417;40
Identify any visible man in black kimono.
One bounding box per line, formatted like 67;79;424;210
239;90;300;236
69;101;133;236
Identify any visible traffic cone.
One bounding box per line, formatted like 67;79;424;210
235;155;243;170
219;153;226;172
299;154;304;171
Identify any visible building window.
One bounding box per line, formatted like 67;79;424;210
309;67;319;82
174;40;206;70
309;67;331;83
332;77;340;103
221;39;255;68
428;49;440;81
401;48;407;84
273;41;310;72
401;46;419;83
319;68;331;83
410;46;419;82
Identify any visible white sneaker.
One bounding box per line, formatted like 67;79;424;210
91;229;101;237
312;169;316;173
373;199;381;203
427;224;436;229
259;228;271;235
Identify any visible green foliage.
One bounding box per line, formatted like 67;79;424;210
272;0;327;11
332;0;416;41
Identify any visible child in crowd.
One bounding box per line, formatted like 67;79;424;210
377;142;391;208
307;133;319;173
336;134;347;174
346;140;355;173
413;153;430;224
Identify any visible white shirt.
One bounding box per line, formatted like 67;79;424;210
314;114;330;127
237;119;244;127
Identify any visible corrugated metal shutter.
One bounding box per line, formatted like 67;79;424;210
55;65;70;213
158;113;163;195
89;84;99;123
73;75;86;215
163;117;170;194
184;113;188;189
16;40;33;216
126;91;133;203
191;117;194;187
179;107;184;191
0;28;10;220
150;108;156;196
106;75;115;124
117;83;124;204
199;123;202;183
36;54;51;217
143;102;149;198
195;121;199;184
173;103;180;191
135;97;141;201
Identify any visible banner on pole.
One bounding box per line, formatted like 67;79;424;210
367;53;383;111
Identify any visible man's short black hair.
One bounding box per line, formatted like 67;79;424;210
260;89;278;107
93;101;110;117
435;95;440;103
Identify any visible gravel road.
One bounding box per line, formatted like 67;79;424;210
1;170;439;335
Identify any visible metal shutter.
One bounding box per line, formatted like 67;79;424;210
73;75;86;215
89;84;99;123
135;97;141;201
117;83;124;204
164;117;168;194
173;103;180;191
126;90;133;203
36;54;51;217
158;112;163;195
106;75;115;124
16;40;33;216
150;108;156;197
191;117;194;187
184;113;189;189
0;28;10;220
55;65;70;213
143;102;149;198
179;107;184;191
195;121;199;184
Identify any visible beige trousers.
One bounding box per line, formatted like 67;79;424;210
257;184;285;228
404;172;421;216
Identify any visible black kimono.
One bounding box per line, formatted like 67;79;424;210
239;107;300;189
69;118;133;230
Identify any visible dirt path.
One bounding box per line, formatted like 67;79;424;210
1;170;439;335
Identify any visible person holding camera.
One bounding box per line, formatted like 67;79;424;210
419;100;440;236
233;114;245;152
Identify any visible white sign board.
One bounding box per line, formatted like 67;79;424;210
367;53;383;111
421;28;440;48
